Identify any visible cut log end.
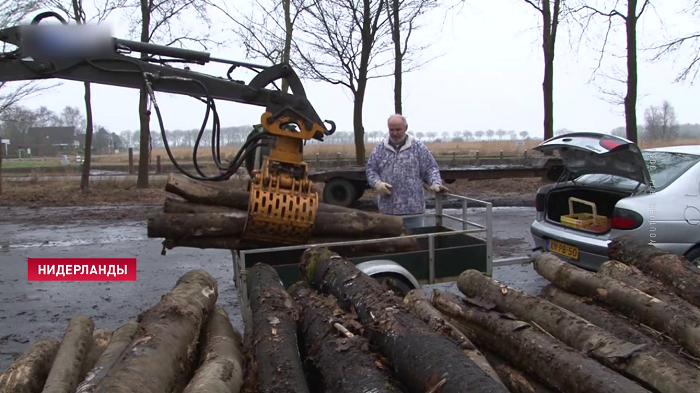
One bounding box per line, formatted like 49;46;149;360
0;337;61;393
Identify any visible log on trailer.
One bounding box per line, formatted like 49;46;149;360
481;351;555;393
288;281;401;393
76;321;139;393
247;263;309;393
608;236;700;308
402;289;503;385
78;329;112;383
430;289;652;393
598;260;700;317
457;269;700;393
183;305;245;393
0;337;60;393
147;210;404;239
42;315;95;393
299;247;509;393
93;269;218;393
534;252;700;359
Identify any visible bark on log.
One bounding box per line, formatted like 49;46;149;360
93;269;218;393
165;173;355;213
42;315;94;393
431;289;651;393
481;351;555;393
78;329;112;383
534;252;700;359
0;337;60;393
598;260;700;317
76;321;139;393
182;305;245;393
288;281;401;393
402;289;503;385
164;194;233;214
299;247;509;393
247;263;309;393
608;236;700;308
457;269;700;393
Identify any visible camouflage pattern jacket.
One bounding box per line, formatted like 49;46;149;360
366;135;442;215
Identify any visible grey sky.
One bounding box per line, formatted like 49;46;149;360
10;0;700;137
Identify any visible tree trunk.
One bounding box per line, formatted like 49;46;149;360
403;289;503;385
608;236;700;308
183;305;245;393
541;0;557;143
481;351;555;393
78;329;112;383
431;289;651;393
542;285;655;346
624;2;639;143
247;264;309;393
94;270;218;393
299;248;509;393
390;0;402;114
281;0;292;94
76;321;139;393
80;82;93;190
457;269;700;393
352;92;366;166
0;337;60;393
534;252;700;358
137;0;151;189
288;281;401;393
42;316;95;393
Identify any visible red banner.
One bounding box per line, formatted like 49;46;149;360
28;258;137;281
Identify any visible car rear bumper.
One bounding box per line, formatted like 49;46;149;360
530;220;610;271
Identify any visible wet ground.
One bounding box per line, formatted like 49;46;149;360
0;206;547;370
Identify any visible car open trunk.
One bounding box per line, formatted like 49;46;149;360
545;185;631;233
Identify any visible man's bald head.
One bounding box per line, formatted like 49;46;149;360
387;114;408;143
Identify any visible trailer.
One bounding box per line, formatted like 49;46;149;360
231;192;531;307
311;157;564;207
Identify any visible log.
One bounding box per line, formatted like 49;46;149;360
164;194;233;214
0;337;60;393
598;260;700;317
93;269;218;393
608;236;700;308
402;289;503;385
431;289;652;393
42;315;95;393
78;329;112;383
165;173;354;213
299;247;509;393
247;263;309;393
182;305;245;393
457;269;700;393
481;351;555;393
534;252;700;358
288;281;401;393
76;321;139;393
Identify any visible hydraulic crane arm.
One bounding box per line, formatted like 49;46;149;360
0;12;338;245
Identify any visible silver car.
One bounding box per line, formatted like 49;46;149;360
530;132;700;270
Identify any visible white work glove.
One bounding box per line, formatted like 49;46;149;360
430;184;449;193
374;181;392;196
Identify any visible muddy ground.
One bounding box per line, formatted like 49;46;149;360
0;204;546;371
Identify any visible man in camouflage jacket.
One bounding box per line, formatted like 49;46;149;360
366;114;448;229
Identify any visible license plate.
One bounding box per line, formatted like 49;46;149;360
547;239;580;260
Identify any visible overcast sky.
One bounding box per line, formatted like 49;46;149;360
9;0;700;137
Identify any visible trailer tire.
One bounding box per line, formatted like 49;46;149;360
371;273;415;297
323;178;356;207
352;181;366;200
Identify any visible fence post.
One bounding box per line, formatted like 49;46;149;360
128;148;134;175
316;153;319;168
524;150;528;159
336;152;341;167
452;151;456;165
500;150;504;164
156;155;162;173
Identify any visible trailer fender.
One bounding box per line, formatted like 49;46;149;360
355;260;420;295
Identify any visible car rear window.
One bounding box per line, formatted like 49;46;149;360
574;151;700;191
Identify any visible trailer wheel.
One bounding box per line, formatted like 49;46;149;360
372;273;414;297
352;181;366;200
323;178;356;207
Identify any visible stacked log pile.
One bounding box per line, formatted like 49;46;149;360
147;174;420;255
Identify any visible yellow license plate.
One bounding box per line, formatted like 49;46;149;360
547;240;580;260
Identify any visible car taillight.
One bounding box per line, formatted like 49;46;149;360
535;193;545;212
611;208;643;230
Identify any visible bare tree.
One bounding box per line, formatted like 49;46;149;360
126;0;216;188
648;1;700;83
521;0;563;144
570;0;652;143
292;0;395;164
643;100;679;141
519;130;529;139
